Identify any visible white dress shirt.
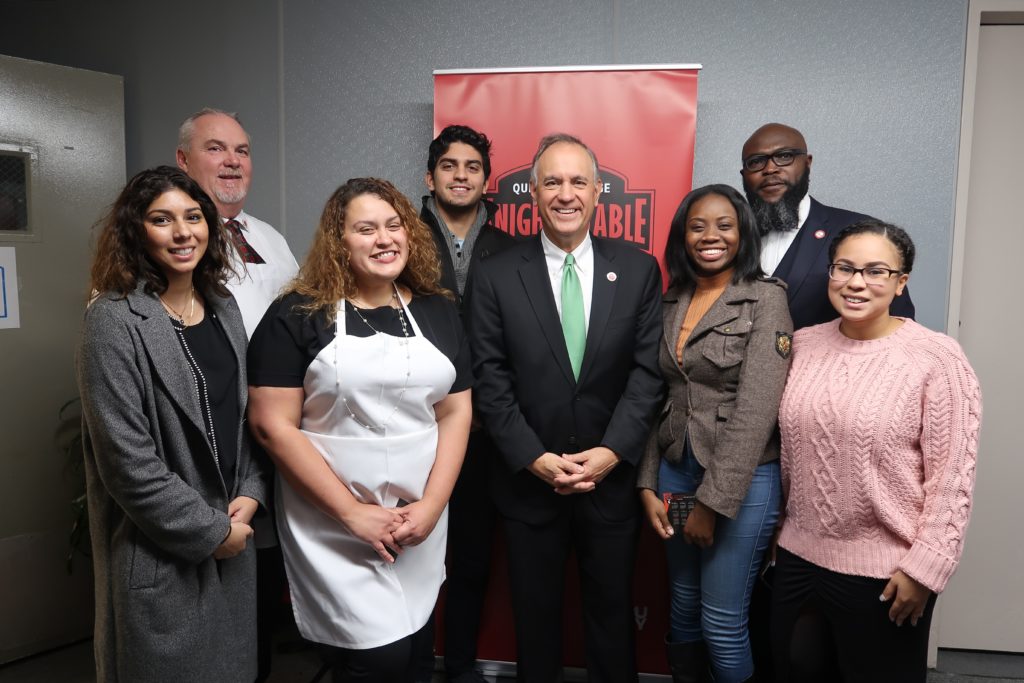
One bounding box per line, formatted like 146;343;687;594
541;230;594;334
224;210;299;338
760;194;811;275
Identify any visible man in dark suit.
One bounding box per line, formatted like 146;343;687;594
467;133;663;682
420;124;514;683
740;123;914;330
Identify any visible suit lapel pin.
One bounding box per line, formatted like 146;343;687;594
814;229;826;240
607;272;617;282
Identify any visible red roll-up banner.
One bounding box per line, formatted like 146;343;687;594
434;65;699;277
433;65;700;676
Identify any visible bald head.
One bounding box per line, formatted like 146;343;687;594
741;123;813;235
740;123;812;199
741;123;809;163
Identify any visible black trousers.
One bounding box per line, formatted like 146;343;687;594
770;547;937;683
320;617;436;683
255;543;288;681
503;498;639;683
443;430;499;679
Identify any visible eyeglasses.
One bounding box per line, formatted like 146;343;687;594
742;149;807;173
828;263;902;286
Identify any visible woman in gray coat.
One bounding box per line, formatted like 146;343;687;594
77;166;266;682
637;185;792;683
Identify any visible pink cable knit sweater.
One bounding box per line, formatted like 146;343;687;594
778;319;982;593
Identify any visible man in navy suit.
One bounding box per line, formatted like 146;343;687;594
467;134;663;682
740;123;914;329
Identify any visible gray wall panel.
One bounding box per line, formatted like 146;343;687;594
2;0;969;326
0;53;125;662
1;0;284;228
281;0;967;329
615;0;968;328
282;0;616;256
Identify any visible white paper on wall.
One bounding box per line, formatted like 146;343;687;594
0;246;20;329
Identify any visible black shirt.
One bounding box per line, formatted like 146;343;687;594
176;313;239;486
248;291;471;393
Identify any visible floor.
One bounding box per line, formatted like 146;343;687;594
1;636;1022;683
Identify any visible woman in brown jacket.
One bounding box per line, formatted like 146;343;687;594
638;184;792;683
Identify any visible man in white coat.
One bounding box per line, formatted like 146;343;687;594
176;108;298;337
176;107;298;683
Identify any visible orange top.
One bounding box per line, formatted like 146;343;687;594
675;269;733;363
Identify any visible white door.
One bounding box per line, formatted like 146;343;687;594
938;23;1024;652
0;54;124;663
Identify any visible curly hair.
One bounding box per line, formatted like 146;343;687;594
290;178;446;323
89;166;233;299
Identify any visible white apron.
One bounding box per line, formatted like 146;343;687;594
277;296;456;649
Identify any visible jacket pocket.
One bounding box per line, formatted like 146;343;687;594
700;321;751;369
129;533;158;589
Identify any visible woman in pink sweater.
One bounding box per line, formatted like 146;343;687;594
772;220;981;683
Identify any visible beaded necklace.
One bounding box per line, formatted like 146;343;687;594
169;314;220;469
335;282;411;433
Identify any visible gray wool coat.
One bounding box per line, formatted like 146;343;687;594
637;277;793;518
76;286;266;683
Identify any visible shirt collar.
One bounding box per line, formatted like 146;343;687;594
540;230;592;272
222;211;248;230
795;194;811;231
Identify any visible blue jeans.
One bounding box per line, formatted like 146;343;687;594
658;448;781;683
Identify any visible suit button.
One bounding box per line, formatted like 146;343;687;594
685;407;692;416
568;436;578;446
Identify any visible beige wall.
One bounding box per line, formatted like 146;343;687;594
939;2;1024;654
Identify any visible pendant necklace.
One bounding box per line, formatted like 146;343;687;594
335;282;412;432
160;286;195;325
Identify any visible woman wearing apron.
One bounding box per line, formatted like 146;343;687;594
248;178;472;682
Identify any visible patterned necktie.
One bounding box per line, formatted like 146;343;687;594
224;219;265;264
561;253;586;380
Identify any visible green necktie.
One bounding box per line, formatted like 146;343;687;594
561;253;586;380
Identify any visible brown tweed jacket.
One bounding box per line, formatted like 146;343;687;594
637;277;792;518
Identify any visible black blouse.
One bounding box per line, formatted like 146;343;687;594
248;291;472;393
173;313;239;486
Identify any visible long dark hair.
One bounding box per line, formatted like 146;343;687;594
90;166;233;298
664;184;763;290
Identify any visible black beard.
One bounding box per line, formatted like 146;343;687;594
744;168;810;236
